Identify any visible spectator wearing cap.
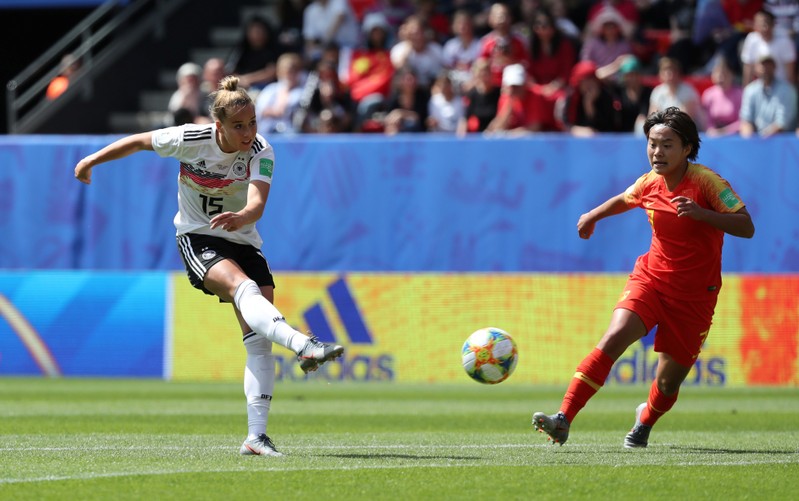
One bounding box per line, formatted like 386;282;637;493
648;57;705;130
485;63;535;134
740;53;798;137
345;12;395;130
347;12;394;102
580;6;635;69
701;56;744;137
559;60;624;136
478;3;531;88
740;10;796;85
168;62;204;119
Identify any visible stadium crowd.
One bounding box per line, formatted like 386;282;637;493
164;0;799;137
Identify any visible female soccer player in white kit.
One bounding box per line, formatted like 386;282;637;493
74;76;344;457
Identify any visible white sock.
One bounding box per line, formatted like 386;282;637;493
243;332;275;439
233;279;309;353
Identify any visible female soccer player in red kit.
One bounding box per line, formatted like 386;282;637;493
533;106;755;448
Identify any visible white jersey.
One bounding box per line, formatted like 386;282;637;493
151;123;274;248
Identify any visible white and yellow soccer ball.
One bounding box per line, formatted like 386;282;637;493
461;327;518;384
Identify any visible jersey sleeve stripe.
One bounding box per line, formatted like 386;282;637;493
251;137;264;154
183;127;214;141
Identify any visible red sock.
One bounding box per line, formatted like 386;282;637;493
640;381;679;426
560;348;615;424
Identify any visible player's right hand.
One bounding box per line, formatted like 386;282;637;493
576;213;595;239
74;160;93;184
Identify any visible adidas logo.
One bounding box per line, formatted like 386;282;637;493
303;277;373;344
274;277;392;382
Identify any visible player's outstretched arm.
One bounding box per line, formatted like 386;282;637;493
74;132;154;185
577;193;632;239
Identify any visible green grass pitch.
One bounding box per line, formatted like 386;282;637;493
1;378;797;500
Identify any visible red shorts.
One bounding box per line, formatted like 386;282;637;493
616;274;718;367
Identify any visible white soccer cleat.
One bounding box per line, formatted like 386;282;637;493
240;434;283;457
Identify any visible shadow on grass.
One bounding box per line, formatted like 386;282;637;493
669;446;797;454
321;453;478;460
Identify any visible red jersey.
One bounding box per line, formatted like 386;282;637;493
622;163;746;300
479;32;531;87
496;89;533;129
348;49;394;102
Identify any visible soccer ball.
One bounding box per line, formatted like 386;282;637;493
461;327;518;384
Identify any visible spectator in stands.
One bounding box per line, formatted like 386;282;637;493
478;2;531;88
580;6;635;69
199;58;227;119
485;63;535;134
346;12;395;129
168;62;204;119
303;0;360;62
254;53;306;134
528;7;577;132
227;16;286;90
740;53;798;136
457;57;501;135
740;9;796;85
559;60;623;136
442;9;483;90
46;53;81;100
701;56;744;136
201;57;227;95
598;55;651;134
305;58;354;132
427;70;465;132
390;15;444;87
513;0;546;43
382;65;431;134
648;57;705;131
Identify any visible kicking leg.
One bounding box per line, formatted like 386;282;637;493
534;308;646;445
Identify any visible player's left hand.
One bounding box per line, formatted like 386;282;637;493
209;212;242;232
671;196;704;219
